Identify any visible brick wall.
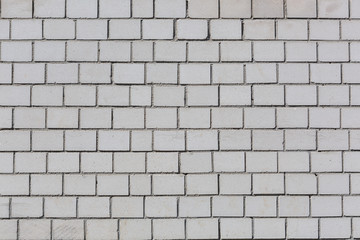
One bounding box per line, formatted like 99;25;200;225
0;0;360;239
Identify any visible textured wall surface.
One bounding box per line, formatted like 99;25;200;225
0;0;360;239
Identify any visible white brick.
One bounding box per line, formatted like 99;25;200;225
253;174;284;194
253;41;284;62
0;21;9;39
0;64;11;84
0;175;29;195
210;20;242;39
145;197;177;217
97;175;128;196
187;130;218;150
48;153;79;173
277;108;308;128
320;218;351;239
279;196;309;217
286;86;317;106
311;64;341;83
53;220;83;240
244;20;275;39
311;152;342;172
155;0;186;18
220;86;251;106
14;108;45;129
98;86;129;106
286;174;317;194
12;20;42;39
246;64;277;83
181;152;212;173
286;0;316;18
147;63;177;84
0;220;17;240
253;130;283;150
318;42;349;62
98;131;130;151
212;108;243;128
213;196;243;216
65;86;96;106
31;174;62;195
0;131;30;151
343;64;360;83
318;130;349;150
154;131;185;151
147;108;177;128
47;108;78;129
34;0;65;17
15;152;46;173
132;0;153;17
155;41;186;62
67;41;98;61
220;218;252;239
47;64;78;84
244;108;275;129
112;197;143;217
221;42;252;62
143;20;173;40
287;218;318;239
188;0;218;18
179;108;210;129
252;0;284;18
113;63;144;84
67;0;97;18
12;197;43;218
64;175;95;195
285;130;316;150
0;153;13;173
19;220;50;240
86;220;117;239
114;152;145;173
13;63;45;84
278;64;309;83
34;42;65;62
318;173;349;194
99;0;130;18
253;219;285;239
179;196;209;216
78;197;109;217
77;20;107;40
99;41;130;62
80;108;112;129
44;20;75;39
177;20;208;39
186;219;218;239
119;220;151;240
220;174;251;194
153;86;184;106
44;197;76;217
65;130;96;151
309;108;340;128
1;0;32;18
246;196;277;217
187;86;218;106
187;174;218;195
188;42;219;62
1;42;32;62
286;42;317;62
246;152;277;172
310;20;340;40
153;219;185;240
318;0;349;18
82;152;112;173
220;0;251;18
147;152;178;173
153;174;184;195
253;85;284;106
180;64;210;84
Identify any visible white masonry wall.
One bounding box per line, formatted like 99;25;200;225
0;0;360;239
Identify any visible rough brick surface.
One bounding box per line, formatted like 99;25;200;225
0;0;359;239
